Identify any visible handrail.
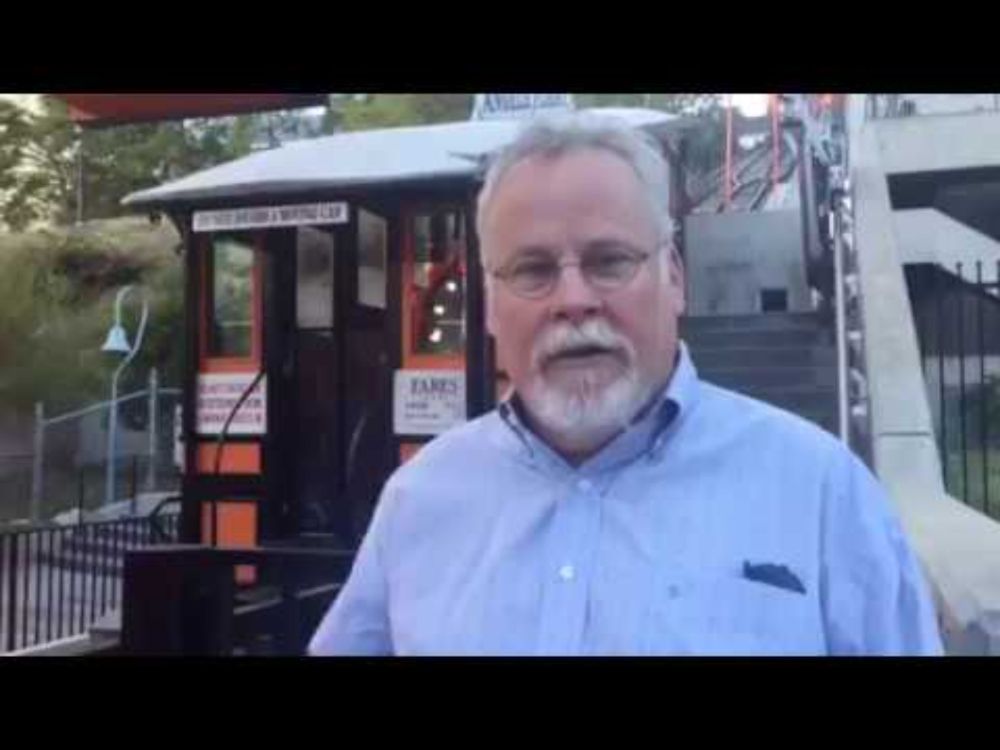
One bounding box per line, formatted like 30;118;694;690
148;494;182;543
1;513;180;653
43;387;181;427
345;407;371;494
832;182;850;444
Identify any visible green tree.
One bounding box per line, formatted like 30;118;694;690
0;101;35;229
576;93;720;116
333;94;474;131
411;94;476;124
336;94;425;131
574;93;727;176
0;97;270;231
77;112;264;221
0;218;183;413
0;98;77;230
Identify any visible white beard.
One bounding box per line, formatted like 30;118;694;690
521;319;655;447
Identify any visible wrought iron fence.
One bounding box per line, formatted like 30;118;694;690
1;508;180;654
909;261;1000;519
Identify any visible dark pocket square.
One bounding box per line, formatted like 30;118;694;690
742;561;806;595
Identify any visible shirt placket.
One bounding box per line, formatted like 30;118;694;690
535;475;601;655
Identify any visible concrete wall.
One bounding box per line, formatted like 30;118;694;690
683;210;810;316
895;208;1000;268
850;95;1000;654
874;113;1000;175
903;94;999;117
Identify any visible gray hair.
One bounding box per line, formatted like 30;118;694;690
475;113;675;261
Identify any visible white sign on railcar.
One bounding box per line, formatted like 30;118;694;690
193;202;348;233
393;370;466;436
196;373;267;435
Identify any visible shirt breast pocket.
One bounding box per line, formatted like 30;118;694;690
643;571;822;656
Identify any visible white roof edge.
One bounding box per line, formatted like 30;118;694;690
123;171;479;208
124;107;687;209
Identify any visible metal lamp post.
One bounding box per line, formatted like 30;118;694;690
101;285;149;509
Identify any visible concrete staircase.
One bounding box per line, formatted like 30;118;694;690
681;311;839;436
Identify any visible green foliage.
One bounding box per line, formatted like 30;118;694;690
1;94;732;232
0;98;283;231
0;218;183;414
967;374;1000;433
331;93;727;175
576;93;719;115
0;97;333;420
336;94;474;131
0;99;66;230
551;94;727;174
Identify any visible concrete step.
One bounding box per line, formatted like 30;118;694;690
699;366;837;390
680;312;826;333
723;384;838;415
680;312;839;435
790;405;838;429
689;345;836;369
684;327;829;349
89;608;121;640
799;415;838;436
703;379;838;434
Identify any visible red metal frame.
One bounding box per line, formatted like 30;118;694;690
195;232;265;481
54;94;327;127
399;205;467;372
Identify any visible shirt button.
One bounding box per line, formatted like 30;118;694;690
576;479;593;493
558;564;575;581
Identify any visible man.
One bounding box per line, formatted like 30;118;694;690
309;114;943;655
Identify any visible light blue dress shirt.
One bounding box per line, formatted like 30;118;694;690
309;344;943;655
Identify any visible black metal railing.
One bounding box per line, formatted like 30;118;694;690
121;544;355;656
909;261;1000;519
0;511;179;654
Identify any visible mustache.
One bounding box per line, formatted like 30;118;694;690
531;319;634;370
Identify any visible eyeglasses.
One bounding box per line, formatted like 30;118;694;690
489;245;652;299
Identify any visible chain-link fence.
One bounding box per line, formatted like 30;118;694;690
0;370;181;528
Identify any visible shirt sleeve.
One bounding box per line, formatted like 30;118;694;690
307;483;398;656
820;447;944;655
